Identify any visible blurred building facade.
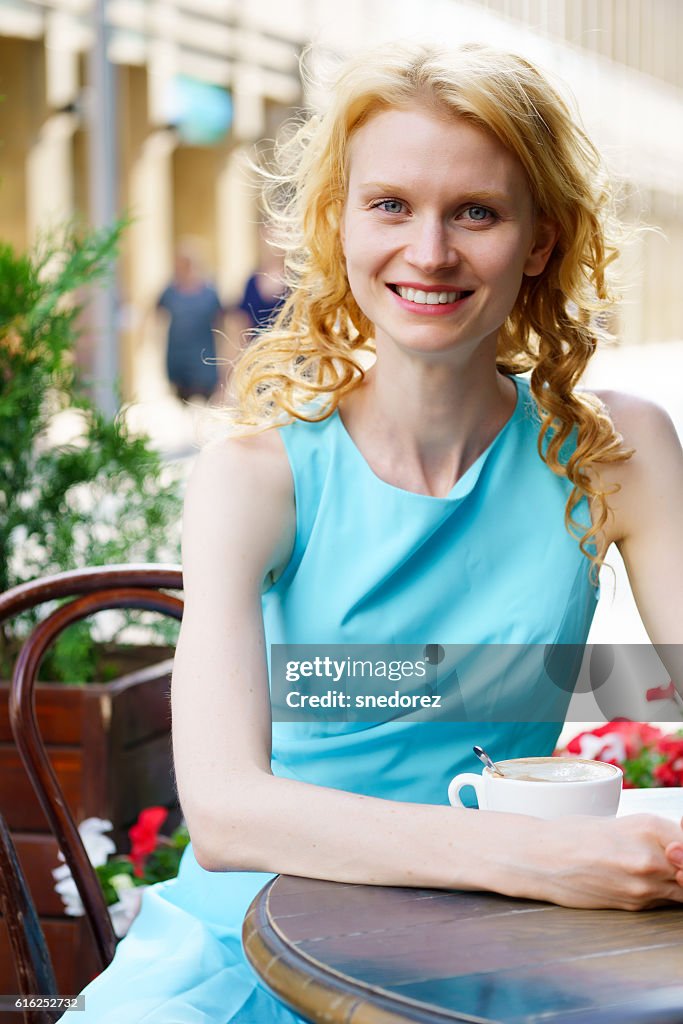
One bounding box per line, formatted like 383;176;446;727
0;0;305;400
0;0;681;402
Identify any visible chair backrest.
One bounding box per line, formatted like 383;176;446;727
0;564;183;990
0;810;57;1024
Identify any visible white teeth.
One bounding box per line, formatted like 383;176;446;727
396;286;464;304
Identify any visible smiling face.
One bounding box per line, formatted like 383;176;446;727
341;104;557;361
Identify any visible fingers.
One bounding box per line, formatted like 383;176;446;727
664;881;683;903
663;840;683;896
622;829;683;906
665;841;683;879
550;816;683;910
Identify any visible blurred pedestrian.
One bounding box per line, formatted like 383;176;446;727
156;240;225;401
228;225;287;352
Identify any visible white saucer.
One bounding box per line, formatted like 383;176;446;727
617;787;683;822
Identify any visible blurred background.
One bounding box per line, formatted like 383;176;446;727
0;0;681;655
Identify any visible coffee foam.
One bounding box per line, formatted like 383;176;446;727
493;758;617;783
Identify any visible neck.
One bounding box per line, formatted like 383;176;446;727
339;346;516;497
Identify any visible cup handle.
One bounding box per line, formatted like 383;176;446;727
448;772;484;808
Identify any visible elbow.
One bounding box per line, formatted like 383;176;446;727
192;841;232;873
187;813;253;872
181;776;274;873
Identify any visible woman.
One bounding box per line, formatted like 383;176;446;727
156;240;225;401
230;223;287;342
64;43;683;1024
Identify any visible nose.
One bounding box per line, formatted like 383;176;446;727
404;217;458;273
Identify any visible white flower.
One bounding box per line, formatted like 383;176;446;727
52;817;117;918
76;817;117;867
52;865;84;917
52;818;147;937
108;886;146;938
109;872;135;897
577;733;627;763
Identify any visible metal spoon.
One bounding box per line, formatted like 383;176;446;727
473;745;506;777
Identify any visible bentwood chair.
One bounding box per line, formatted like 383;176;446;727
0;810;57;1023
0;565;183;1023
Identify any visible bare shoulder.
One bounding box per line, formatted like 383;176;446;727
588;389;681;480
183;427;295;587
585;389;683;544
590;389;679;447
192;427;293;491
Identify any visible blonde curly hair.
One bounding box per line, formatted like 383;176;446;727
228;42;632;576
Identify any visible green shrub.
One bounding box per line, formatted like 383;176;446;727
0;222;182;681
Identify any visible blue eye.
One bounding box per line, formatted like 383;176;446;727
373;199;405;214
465;206;493;222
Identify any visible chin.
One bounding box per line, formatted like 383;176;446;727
376;320;468;349
381;336;471;361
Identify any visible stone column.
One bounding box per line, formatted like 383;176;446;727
26;112;78;242
25;10;81;241
216;144;259;304
127;128;177;400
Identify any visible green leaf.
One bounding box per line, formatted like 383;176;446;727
0;219;183;680
622;748;667;789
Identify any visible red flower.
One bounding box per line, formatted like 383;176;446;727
564;721;662;761
657;735;683;757
654;736;683;788
557;723;683;789
128;807;168;877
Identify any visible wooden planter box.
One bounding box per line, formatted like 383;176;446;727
0;654;176;997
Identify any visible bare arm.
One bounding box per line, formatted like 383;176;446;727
591;390;683;885
593;392;683;675
171;427;683;910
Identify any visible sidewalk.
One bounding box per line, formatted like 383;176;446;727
125;393;207;465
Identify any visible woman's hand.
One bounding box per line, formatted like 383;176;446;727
527;813;683;911
666;826;683;890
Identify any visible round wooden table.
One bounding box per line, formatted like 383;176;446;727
243;875;683;1024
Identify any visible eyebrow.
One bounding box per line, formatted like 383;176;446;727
356;182;513;204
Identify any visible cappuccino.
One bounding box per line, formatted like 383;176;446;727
448;755;623;819
494;757;618;783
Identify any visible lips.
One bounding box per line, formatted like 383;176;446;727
386;282;474;313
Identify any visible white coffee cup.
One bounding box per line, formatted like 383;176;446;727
448;756;622;819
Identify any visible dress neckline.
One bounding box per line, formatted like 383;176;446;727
333;375;523;503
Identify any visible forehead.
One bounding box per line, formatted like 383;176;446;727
346;104;531;201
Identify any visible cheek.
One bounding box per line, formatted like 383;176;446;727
343;238;377;284
477;238;531;284
341;212;393;268
344;263;372;312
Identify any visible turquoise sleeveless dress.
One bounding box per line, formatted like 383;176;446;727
62;375;597;1023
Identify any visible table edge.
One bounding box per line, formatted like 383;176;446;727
242;876;493;1024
